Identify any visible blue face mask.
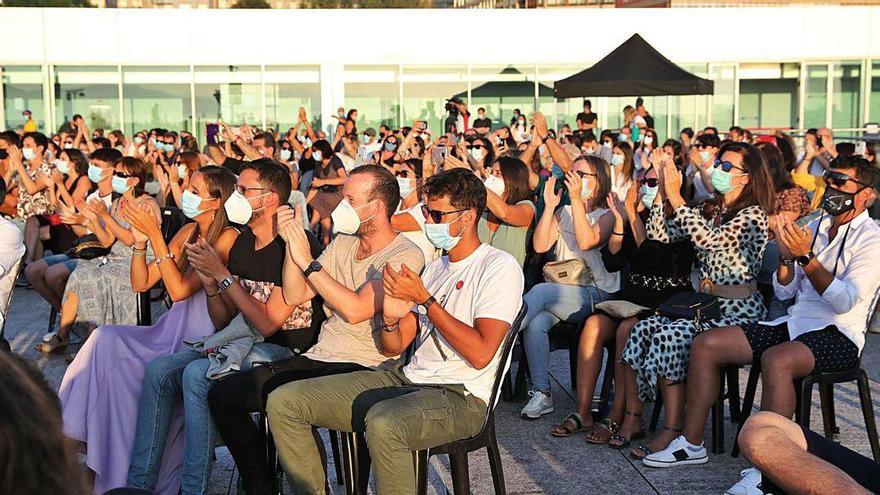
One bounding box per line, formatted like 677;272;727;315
397;177;415;199
163;143;175;153
710;168;736;195
424;214;464;250
610;154;625;167
384;141;397;152
111;175;131;194
641;185;659;208
88;163;105;183
181;189;205;219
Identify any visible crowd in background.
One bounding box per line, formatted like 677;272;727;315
0;95;879;495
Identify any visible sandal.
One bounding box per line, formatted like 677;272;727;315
585;418;619;445
630;426;682;460
550;412;588;437
608;411;644;449
35;333;68;354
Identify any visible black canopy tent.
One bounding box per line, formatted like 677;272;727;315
553;33;714;98
454;67;554;100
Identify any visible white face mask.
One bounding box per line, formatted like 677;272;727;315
397;177;416;199
280;149;292;161
134;136;144;145
22;148;36;161
330;198;375;235
484;174;505;196
63;143;73;149
177;164;188;178
224;189;269;225
53;159;70;175
643;136;654;146
312;150;323;162
468;148;485;161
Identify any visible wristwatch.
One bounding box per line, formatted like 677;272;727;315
303;260;323;278
217;275;235;292
795;251;816;267
417;296;437;315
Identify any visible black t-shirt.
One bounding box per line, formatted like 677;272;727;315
576;112;597;126
472;117;492;129
222;157;246;175
227;227;325;353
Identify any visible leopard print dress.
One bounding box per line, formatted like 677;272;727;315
620;202;768;401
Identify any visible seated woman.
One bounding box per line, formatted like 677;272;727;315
550;163;695;446
391;158;438;263
479;155;536;267
36;157;161;354
520;154;620;419
620;143;774;460
58;166;238;495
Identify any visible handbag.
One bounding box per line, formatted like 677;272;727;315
542;259;593;286
64;234;111;260
595;300;650;320
657;291;720;330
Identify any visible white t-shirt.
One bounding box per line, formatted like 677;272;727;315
0;217;24;278
554;206;620;294
395;201;439;264
610;173;632;199
402;244;524;405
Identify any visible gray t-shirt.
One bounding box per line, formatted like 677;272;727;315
302;233;425;368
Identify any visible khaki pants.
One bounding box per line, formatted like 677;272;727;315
266;367;486;495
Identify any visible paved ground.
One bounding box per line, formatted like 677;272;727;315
5;286;879;495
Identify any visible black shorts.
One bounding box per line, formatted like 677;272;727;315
740;322;859;373
761;425;880;494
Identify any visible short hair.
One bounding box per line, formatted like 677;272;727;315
836;142;855;157
90;147;122;164
92;137;112;149
72;113;83;121
696;133;721;149
583;99;592;108
703;126;719;135
478;107;486;113
0;177;7;205
729;126;743;133
349;165;400;219
241;158;292;204
254;132;276;151
423;168;487;219
0;131;21;148
830;155;878;188
680;127;694;139
23;132;48;150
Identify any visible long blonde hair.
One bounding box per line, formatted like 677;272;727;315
176;166;236;271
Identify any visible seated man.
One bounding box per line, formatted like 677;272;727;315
126;159;319;495
208;164;424;495
642;156;880;480
267;168;524;494
0;177;25;349
738;411;878;495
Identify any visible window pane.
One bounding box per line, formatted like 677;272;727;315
470;65;538;129
264;65;321;134
402;65;467;136
194;65;261;142
537;64;583;131
2;66;45;132
804;64;828;129
122;66;192;136
831;62;862;129
669;64;709;138
345;65;399;133
711;64;735;131
871;62;880;123
54;66;120;131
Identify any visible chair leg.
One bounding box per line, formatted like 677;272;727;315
797;378;813;429
486;422;507;495
510;346;530;401
711;379;725;454
448;448;471;495
352;432;371;495
726;366;741;424
328;430;344;486
649;390;663;432
48;307;57;333
732;363;760;458
856;370;880;463
341;432;355;495
818;383;836;439
414;450;429;495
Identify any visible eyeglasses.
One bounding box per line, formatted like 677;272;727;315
421;205;468;224
235;185;270;196
713;160;746;173
640;177;659;188
823;170;868;189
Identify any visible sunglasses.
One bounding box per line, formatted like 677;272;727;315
575;170;596;178
421;205;468;224
394;170;414;178
640;177;659;188
823;170;868;189
713;160;746;173
114;171;133;179
693;144;708;149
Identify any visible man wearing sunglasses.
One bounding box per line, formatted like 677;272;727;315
645;155;880;494
267;168;524;494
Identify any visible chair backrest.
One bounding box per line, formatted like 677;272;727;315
160;206;191;244
483;302;528;425
0;252;26;338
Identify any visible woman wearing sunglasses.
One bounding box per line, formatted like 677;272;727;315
38;157;161;354
620;142;775;462
478;156;536;268
391;158;439;263
551;163;696;446
520;155;621;420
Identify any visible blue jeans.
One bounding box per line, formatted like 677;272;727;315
128;343;292;495
522;283;610;393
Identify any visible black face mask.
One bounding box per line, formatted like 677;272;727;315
820;186;857;216
0;149;7;160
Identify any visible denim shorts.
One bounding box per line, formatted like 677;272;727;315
43;253;79;272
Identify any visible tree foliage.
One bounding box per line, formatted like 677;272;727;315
301;0;432;7
231;0;271;7
2;0;92;6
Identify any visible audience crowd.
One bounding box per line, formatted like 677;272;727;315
0;97;879;495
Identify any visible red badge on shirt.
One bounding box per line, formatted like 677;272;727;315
456;280;464;290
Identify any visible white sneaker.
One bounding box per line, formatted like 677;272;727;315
642;435;708;468
520;390;554;419
726;468;766;495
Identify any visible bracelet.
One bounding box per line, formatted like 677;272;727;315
382;321;400;333
612;231;625;236
155;252;176;265
206;288;220;297
132;245;147;254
